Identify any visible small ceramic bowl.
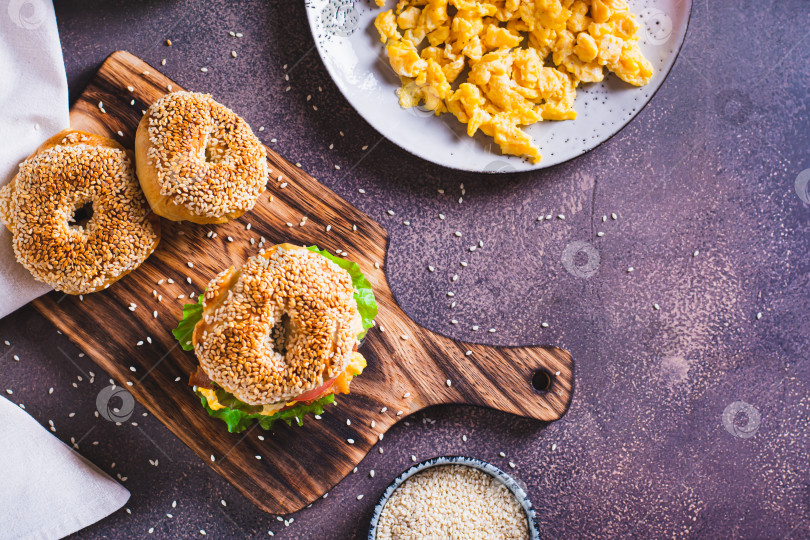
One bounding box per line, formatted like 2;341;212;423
368;455;540;539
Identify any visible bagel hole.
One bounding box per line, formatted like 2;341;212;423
203;132;229;164
69;201;94;229
270;313;292;356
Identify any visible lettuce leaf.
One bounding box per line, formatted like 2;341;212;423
172;293;204;351
306;245;378;338
197;390;336;433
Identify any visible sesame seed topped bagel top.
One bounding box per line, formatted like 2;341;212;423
0;129;160;295
135;91;268;224
192;244;363;405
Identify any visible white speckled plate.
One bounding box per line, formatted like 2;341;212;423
306;0;691;172
367;456;540;539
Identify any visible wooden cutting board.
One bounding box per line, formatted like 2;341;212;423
31;51;574;515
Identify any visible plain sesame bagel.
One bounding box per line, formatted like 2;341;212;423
134;91;268;224
192;244;365;406
0;129;160;295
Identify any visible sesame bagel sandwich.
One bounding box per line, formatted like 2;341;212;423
174;244;377;433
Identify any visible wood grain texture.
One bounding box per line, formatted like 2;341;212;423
31;51;574;514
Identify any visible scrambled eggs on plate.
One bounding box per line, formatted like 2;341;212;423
374;0;653;163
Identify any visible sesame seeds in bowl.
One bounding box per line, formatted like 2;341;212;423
369;456;539;540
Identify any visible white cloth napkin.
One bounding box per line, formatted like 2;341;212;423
0;397;130;539
1;3;131;538
1;0;69;318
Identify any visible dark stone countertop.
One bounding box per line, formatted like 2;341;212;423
2;1;808;538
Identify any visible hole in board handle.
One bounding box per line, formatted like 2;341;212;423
530;369;553;394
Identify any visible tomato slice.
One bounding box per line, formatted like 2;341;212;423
296;378;336;403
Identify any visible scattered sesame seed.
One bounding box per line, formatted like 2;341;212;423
627;267;634;273
541;322;549;328
597;231;605;237
465;350;472;356
557;214;565;220
347;439;355;444
357;494;364;500
653;303;660;310
508;462;516;469
200;67;208;73
387;210;395;216
428;265;435;272
756;312;763;320
358;188;366;194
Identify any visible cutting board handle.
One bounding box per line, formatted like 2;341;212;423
361;300;573;422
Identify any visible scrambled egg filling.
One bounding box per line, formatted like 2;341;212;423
374;0;653;163
199;352;367;416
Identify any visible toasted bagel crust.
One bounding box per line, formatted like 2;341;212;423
192;244;362;405
0;129;160;294
135;91;268;224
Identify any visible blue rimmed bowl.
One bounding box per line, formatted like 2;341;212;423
368;456;540;539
